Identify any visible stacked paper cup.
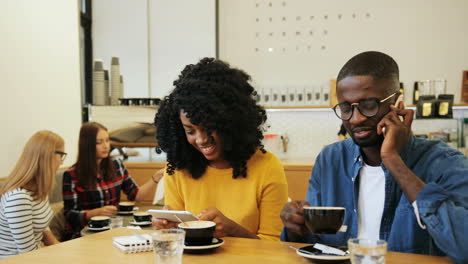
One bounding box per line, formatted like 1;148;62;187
120;75;124;104
110;57;122;105
93;60;107;105
104;70;110;105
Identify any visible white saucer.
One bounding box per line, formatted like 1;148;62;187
117;211;133;215
184;238;224;250
129;220;152;226
87;225;111;231
118;207;139;215
296;245;350;261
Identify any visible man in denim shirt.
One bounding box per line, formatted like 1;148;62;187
280;51;468;263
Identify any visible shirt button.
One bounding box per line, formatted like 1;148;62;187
354;209;357;213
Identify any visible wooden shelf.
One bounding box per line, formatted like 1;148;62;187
265;104;468;111
90;105;158;109
407;104;468;108
265;106;331;109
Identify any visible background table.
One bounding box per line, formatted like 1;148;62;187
80;205;158;236
4;228;454;264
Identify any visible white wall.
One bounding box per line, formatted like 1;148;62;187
93;0;149;98
149;0;216;98
219;0;468;160
0;0;82;175
219;0;468;104
86;1;468;161
93;0;216;99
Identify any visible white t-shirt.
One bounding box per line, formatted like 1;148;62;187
357;163;385;240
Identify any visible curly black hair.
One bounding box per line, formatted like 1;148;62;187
154;57;267;179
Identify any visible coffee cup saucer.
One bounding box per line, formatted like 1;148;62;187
87;225;111;231
295;245;350;261
184;238;224;250
118;207;139;215
129;220;152;226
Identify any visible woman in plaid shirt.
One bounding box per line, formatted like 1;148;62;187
62;122;161;240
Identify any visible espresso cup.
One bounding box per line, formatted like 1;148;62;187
178;221;216;246
89;216;110;228
118;201;135;212
303;206;345;234
133;212;152;223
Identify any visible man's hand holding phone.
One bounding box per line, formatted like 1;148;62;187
377;95;414;160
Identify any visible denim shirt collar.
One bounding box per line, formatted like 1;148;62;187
351;143;362;182
350;135;416;171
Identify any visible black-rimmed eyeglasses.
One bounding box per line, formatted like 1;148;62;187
332;92;398;121
55;151;67;161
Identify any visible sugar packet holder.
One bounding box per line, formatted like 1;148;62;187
113;234;153;253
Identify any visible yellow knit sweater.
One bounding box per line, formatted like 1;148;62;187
164;150;288;241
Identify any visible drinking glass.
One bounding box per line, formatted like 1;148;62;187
110;216;123;229
152;229;185;264
348;238;387;264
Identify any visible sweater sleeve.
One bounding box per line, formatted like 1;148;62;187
4;192;40;253
256;155;289;241
163;170;185;211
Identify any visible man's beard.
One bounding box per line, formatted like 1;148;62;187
350;132;384;148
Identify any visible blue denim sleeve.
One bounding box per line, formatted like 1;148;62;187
301;152;323;244
305;153;321;206
415;153;468;263
280;152;323;243
280;227;319;243
417;183;468;263
280;228;287;241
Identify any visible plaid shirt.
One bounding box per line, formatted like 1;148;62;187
62;158;138;240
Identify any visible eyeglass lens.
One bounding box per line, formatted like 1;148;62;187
55;151;67;161
334;98;380;120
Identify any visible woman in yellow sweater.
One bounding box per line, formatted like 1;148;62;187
152;58;288;241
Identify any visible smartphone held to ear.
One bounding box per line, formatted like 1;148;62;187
382;94;404;137
395;94;404;109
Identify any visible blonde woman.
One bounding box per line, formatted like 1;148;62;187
0;130;65;258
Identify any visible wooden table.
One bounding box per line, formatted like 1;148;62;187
3;228;453;264
81;205;158;236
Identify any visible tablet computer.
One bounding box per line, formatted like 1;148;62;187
147;209;198;223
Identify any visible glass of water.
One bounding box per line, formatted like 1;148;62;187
110;216;123;229
152;229;185;264
348;238;387;264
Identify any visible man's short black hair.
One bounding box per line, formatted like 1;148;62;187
337;51;399;87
